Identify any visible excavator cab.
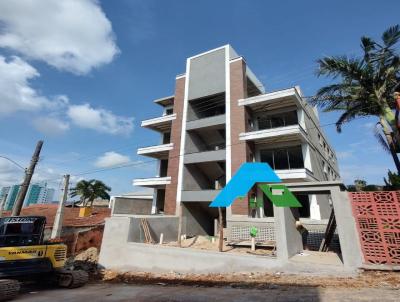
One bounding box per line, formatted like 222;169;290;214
0;216;88;301
0;216;46;247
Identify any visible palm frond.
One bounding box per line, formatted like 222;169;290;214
374;123;391;153
382;25;400;48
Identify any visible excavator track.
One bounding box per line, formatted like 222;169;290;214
0;279;20;301
57;270;88;289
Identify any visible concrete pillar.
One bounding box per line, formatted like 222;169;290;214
309;194;321;220
330;187;363;268
274;206;303;261
151;189;158;214
301;143;312;172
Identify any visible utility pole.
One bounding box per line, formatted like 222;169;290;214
51;174;70;239
12;140;43;216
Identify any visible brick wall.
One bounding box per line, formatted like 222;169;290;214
229;59;250;215
164;76;186;215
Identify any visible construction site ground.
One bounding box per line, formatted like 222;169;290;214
164;235;276;256
17;247;398;301
14;279;400;302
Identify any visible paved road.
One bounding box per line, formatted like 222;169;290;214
15;283;400;302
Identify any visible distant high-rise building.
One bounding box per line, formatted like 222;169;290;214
24;183;56;206
0;186;11;209
3;185;21;211
0;183;56;211
40;187;55;203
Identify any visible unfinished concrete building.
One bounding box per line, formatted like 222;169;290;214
133;45;340;245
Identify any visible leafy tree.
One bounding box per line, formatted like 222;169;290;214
347;179;381;192
70;179;111;207
384;169;400;190
312;25;400;172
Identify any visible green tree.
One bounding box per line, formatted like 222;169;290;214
312;25;400;172
384;170;400;190
70;179;111;207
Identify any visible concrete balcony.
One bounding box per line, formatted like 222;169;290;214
137;143;173;159
276;168;316;182
186;114;226;131
181;190;221;202
141;113;176;132
184;149;226;164
238;87;302;111
239;124;308;145
133;176;171;189
154;95;174;107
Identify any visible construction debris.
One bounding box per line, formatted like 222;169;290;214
66;247;99;275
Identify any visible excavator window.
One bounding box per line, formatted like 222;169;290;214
0;216;46;247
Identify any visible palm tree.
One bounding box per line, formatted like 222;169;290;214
70;179;111;207
312;25;400;173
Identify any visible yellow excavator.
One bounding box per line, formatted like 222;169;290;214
0;216;88;301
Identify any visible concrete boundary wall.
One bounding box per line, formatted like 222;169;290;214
100;241;282;274
100;182;362;274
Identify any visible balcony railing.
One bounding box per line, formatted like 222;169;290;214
249;111;298;132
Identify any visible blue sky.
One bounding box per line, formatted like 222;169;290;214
0;0;399;196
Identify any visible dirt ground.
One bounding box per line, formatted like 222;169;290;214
12;247;400;301
71;247;400;290
165;235;275;256
101;270;400;290
15;283;400;302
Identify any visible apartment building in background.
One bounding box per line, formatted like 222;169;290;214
0;183;55;211
23;183;55;206
133;45;339;237
1;185;20;211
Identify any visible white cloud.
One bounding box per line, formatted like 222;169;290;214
0;158;24;187
0;0;118;74
32;116;70;136
0;56;70;115
67;104;134;135
94;152;131;168
0;56;48;114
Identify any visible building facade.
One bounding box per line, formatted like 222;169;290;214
24;183;55;206
134;45;339;237
1;185;20;211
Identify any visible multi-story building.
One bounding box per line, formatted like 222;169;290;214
24;183;55;206
2;185;20;211
134;45;339;237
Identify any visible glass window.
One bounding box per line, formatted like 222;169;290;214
288;146;304;169
274;149;289;169
260;150;274;168
163;132;171;144
260;146;304;170
284;111;298;126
